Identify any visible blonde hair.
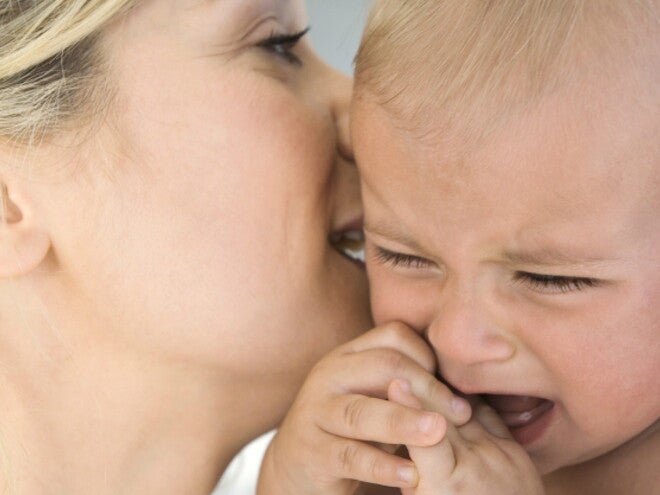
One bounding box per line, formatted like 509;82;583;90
355;0;658;144
0;0;135;146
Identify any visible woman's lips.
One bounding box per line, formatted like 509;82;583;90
482;394;555;445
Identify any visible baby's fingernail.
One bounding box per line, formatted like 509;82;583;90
397;465;418;485
452;397;470;415
418;413;440;434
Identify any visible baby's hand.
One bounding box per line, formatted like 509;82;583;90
257;322;472;495
388;382;544;495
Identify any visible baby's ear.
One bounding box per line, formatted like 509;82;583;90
0;177;50;278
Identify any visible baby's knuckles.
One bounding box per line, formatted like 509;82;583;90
341;396;373;432
375;321;423;344
300;347;351;392
448;453;542;495
374;322;436;373
373;347;418;379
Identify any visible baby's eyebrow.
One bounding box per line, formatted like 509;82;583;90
363;222;424;251
502;249;614;267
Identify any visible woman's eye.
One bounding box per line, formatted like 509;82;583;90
373;246;434;270
514;272;599;294
257;27;309;66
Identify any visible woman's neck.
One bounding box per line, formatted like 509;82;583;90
544;420;659;495
0;330;256;495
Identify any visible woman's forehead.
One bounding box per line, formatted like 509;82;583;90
131;0;305;26
177;0;306;21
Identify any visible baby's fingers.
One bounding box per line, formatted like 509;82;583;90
409;376;471;426
341;322;437;374
390;381;458;484
318;349;470;425
326;436;419;488
473;401;512;439
388;378;423;410
319;394;446;447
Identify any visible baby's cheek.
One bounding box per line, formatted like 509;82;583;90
368;271;436;332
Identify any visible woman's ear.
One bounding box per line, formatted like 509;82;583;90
0;179;51;278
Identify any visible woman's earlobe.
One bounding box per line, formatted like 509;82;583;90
0;181;51;278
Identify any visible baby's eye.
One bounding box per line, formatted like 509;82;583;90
514;272;599;294
373;246;434;270
257;27;309;66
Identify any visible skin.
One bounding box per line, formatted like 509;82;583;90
256;320;543;495
389;380;544;495
352;46;659;493
257;322;472;495
0;0;371;493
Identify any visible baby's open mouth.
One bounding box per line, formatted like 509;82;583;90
481;394;555;445
330;229;365;266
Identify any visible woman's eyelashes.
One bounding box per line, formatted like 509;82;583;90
257;27;309;66
513;272;600;294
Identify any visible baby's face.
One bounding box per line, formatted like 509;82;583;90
352;77;659;473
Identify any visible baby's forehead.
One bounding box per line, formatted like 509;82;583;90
354;97;659;265
355;42;658;184
359;71;656;168
353;69;659;228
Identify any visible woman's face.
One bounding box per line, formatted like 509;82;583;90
36;0;370;425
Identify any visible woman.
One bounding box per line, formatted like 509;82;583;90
0;0;371;492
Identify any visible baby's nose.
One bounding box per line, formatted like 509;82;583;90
427;292;516;368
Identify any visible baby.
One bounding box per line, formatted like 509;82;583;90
259;1;659;494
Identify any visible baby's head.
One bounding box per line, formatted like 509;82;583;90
353;0;658;477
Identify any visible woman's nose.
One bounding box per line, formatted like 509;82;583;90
427;289;516;368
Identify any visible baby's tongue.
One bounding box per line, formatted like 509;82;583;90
482;394;546;413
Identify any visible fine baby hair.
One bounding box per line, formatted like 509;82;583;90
355;0;656;148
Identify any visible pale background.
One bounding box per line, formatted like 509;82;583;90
212;1;371;494
306;0;372;75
